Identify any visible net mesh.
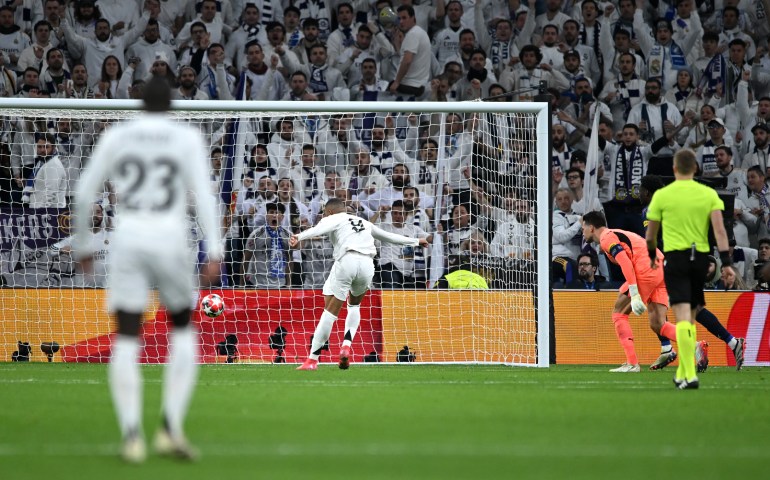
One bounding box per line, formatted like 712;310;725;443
0;103;544;365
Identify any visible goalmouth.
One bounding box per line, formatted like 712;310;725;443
0;99;550;367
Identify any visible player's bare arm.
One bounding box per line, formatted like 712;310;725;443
711;209;735;275
646;220;661;269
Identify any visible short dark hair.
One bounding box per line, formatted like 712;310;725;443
622;123;640;133
582;211;607;228
577;252;599;267
34;20;52;32
143;75;171;112
391;199;405;209
265;202;286;214
245;39;261;53
566;167;584;180
302;17;319;29
324;197;346;213
759;237;770;248
715;145;733;157
645;77;662;89
640;175;665;195
45;48;63;61
747;165;766;177
396;4;415;17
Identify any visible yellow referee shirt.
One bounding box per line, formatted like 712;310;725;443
646;179;724;253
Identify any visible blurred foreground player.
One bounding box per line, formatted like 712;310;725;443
73;76;222;461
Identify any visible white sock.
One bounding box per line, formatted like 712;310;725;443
162;325;199;439
342;304;361;348
661;345;672;353
309;310;337;360
728;338;738;350
109;335;142;438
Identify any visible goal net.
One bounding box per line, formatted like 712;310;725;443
0;98;550;366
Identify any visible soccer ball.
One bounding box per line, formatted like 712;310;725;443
200;293;225;318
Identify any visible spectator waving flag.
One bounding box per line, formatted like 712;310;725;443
583;111;600;209
696;54;726;98
220;71;248;208
429;113;449;289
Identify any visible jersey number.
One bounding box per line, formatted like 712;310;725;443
349;218;365;232
117;157;178;211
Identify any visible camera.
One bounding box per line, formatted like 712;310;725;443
754;260;770;291
268;326;288;363
216;334;238;363
12;341;31;362
396;345;416;362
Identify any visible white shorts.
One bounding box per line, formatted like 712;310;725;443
107;234;194;314
323;252;375;301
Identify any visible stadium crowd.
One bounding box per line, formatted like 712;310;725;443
1;0;770;291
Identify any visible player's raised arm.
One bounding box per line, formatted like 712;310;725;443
295;214;340;242
371;224;421;246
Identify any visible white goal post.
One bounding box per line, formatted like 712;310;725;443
0;98;551;367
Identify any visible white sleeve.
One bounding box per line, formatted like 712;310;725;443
371;224;420;246
295;214;340;241
72;131;113;257
187;130;223;261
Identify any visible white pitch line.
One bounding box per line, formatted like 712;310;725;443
0;442;768;459
0;377;767;390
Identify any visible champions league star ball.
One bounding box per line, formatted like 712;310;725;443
201;294;225;318
378;6;397;27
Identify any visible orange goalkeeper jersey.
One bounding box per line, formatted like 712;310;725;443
599;228;663;285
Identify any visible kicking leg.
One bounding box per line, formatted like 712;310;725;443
339;292;365;370
694;305;745;370
298;294;345;370
647;302;678;370
111;311;145;463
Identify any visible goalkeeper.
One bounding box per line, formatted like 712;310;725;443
582;211;678;373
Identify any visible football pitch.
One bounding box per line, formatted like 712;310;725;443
1;364;768;479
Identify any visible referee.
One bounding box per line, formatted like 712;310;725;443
644;149;733;390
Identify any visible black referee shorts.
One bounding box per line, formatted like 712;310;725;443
663;250;710;308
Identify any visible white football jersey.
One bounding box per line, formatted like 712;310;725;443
73;114;222;261
296;212;419;261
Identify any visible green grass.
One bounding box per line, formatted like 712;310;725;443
1;364;768;479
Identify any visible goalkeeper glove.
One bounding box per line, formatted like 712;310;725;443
628;285;647;316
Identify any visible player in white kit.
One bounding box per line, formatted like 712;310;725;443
290;198;429;370
72;77;222;463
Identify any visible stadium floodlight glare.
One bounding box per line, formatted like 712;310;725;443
0;98;550;367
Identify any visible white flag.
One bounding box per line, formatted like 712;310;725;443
583;111;601;212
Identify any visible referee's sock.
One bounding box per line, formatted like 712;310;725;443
695;308;733;345
342;304;361;348
309;310;337;361
676;322;697;381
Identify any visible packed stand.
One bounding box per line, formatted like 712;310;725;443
0;0;766;291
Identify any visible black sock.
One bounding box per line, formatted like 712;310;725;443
695;308;732;343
